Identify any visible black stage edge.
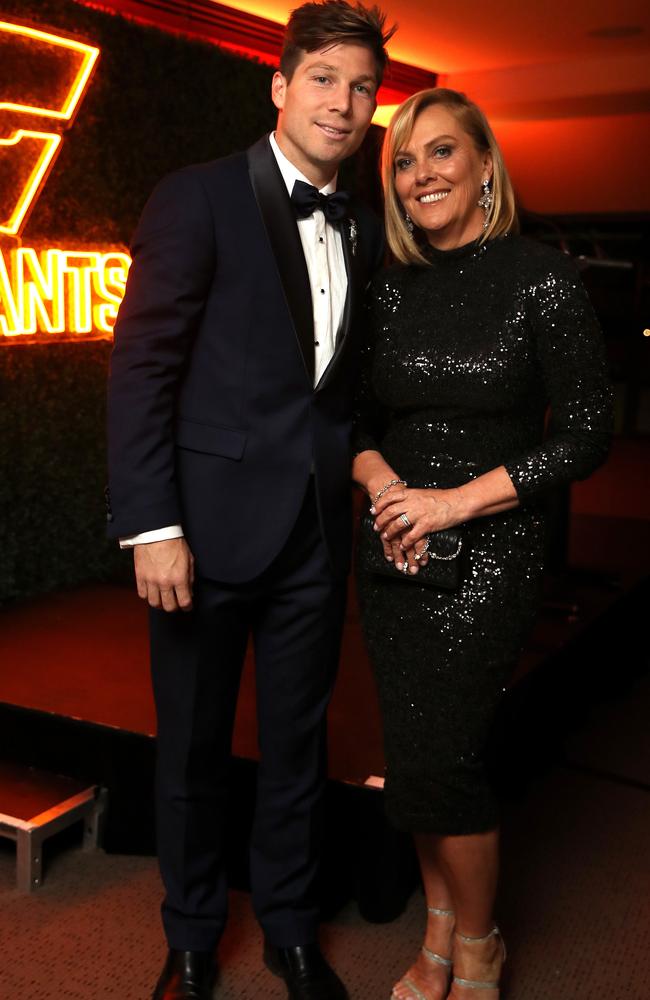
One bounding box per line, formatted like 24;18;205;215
0;702;418;921
1;572;648;921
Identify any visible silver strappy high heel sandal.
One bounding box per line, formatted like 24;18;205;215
451;926;506;996
391;906;454;1000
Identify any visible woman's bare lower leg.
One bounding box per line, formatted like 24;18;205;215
392;828;503;999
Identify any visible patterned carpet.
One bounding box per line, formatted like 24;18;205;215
2;675;649;1000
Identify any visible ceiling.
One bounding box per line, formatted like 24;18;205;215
215;0;650;73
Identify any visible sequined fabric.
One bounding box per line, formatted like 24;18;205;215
354;235;612;835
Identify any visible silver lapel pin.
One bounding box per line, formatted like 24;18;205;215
348;217;358;257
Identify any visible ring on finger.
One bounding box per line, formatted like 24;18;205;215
399;512;412;529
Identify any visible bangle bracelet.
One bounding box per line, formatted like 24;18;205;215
373;479;407;502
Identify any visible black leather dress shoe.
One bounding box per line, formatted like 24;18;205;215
264;942;349;1000
152;949;218;1000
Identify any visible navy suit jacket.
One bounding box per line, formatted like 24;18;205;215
107;134;384;582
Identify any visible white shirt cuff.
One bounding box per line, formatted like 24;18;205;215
119;525;184;548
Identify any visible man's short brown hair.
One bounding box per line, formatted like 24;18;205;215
280;1;396;86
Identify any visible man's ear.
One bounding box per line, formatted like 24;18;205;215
271;71;287;112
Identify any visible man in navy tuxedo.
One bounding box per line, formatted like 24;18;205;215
107;3;393;997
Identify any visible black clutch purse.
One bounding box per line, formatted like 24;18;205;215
358;514;466;591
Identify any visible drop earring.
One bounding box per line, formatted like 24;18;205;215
478;178;493;228
405;213;414;238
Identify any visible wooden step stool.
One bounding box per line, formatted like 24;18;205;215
0;761;107;890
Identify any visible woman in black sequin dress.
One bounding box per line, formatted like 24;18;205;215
352;90;612;1000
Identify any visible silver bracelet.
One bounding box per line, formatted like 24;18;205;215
414;536;430;561
373;479;407;502
429;537;463;561
413;534;463;562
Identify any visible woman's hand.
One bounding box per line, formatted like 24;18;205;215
370;511;430;574
372;486;467;551
366;467;518;574
399;535;431;575
382;533;430;573
366;480;408;569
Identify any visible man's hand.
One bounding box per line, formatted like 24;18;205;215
134;537;194;611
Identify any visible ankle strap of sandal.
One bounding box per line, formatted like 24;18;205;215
428;906;455;917
456;925;500;944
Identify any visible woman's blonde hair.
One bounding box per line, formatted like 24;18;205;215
382;87;518;265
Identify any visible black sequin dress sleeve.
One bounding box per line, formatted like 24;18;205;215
354;235;613;835
504;249;611;500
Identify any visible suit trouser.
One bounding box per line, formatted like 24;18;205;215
149;481;347;951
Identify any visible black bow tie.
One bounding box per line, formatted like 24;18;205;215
290;180;350;222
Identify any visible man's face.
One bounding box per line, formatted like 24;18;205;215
272;42;378;184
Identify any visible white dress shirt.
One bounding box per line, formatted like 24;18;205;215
120;133;348;548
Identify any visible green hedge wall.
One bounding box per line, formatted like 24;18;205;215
0;0;382;604
0;341;117;600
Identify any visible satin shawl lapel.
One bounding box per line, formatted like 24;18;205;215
247;135;314;385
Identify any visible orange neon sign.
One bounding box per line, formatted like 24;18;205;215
0;21;130;342
0;20;99;236
0;248;131;337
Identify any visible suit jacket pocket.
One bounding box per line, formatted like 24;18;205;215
175;418;247;459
